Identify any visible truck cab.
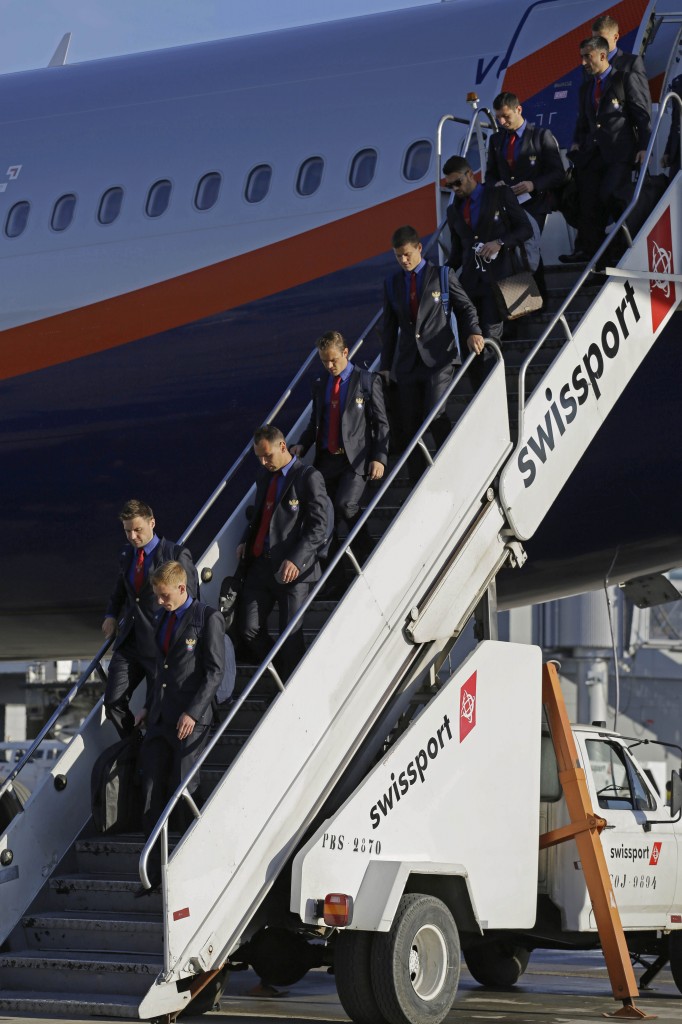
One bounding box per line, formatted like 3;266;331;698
542;725;681;938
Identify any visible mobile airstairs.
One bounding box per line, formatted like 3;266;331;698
0;100;680;1019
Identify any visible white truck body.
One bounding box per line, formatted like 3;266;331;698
293;641;682;952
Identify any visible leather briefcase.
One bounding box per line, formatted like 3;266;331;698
492;269;543;320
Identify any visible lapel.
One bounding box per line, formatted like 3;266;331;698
343;368;360;422
519;126;534;164
417;263;437;315
393;270;408;318
166;602;195;654
599;68;620;110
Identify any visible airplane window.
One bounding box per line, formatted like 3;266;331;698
5;201;30;238
51;193;76;232
349;149;378;189
403;140;433;182
245;164;272;204
98;187;124;225
146;179;172;218
195;172;222;211
296;157;324;197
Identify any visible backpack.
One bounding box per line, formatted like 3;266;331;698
195;601;237;705
91;732;143;833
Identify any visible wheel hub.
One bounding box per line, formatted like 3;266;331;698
408;924;448;1001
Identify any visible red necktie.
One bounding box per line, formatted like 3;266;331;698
162;612;177;655
462;197;472;227
327;375;342;453
133;548;145;594
251;471;280;557
409;270;419;323
506;132;517;168
593;77;602;110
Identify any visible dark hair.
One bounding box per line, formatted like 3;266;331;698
119;499;154;522
390;225;421;249
592;15;618;35
316;330;347;353
581;35;609;55
493;91;520;110
442;155;471;177
253;424;285;446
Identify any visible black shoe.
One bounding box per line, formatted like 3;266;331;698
558;250;589;264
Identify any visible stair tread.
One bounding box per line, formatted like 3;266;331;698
0;990;141;1006
1;948;162;967
23;909;162;927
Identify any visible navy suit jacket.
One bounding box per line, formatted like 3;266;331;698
297;367;389;474
243;459;328;582
380;261;481;378
105;538;198;663
147;600;225;729
573;67;651;164
485;123;566;221
447;184;532;294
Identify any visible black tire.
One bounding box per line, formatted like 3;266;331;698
463;942;530;989
334;929;388;1024
669;931;682;994
370;894;460;1024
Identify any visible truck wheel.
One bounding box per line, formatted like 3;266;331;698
370;894;460;1024
669;931;682;993
463;942;529;989
334;930;388;1024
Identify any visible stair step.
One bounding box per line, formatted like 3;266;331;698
20;910;163;953
0;949;162;996
0;990;141;1019
47;873;162;912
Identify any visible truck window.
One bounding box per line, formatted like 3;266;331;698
586;739;656;811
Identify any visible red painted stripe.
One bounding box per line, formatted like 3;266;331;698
0;185;435;383
502;0;650;101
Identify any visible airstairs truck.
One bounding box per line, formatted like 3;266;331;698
292;650;682;1024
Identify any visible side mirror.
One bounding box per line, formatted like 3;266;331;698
670;770;682;820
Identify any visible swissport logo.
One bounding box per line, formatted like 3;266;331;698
650;841;662;866
460;672;476;742
647;207;676;333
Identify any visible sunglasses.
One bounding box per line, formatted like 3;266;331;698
447;177;466;189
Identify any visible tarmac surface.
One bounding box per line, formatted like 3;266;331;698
0;950;680;1024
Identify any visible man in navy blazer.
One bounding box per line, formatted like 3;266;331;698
237;424;328;680
486;92;566;234
381;225;483;478
102;498;198;738
592;14;650;101
135;560;224;893
291;330;389;547
563;35;651;262
444;157;532;385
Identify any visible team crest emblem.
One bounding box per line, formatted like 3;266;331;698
431;290;441;301
611;98;621;109
355;395;365;405
288;498;300;509
529;155;536;166
185;637;197;650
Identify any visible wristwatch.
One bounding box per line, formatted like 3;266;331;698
496;238;504;246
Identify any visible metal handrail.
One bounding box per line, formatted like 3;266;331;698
0;635;114;802
515;89;682;444
139;339;504;887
